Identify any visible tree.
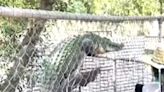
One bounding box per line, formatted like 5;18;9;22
0;0;55;92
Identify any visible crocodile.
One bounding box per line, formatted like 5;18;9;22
43;32;124;92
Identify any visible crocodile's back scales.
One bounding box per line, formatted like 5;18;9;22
44;32;124;92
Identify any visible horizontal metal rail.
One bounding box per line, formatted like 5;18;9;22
1;6;164;21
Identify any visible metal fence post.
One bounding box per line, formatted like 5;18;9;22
158;19;162;42
159;0;163;41
79;86;81;92
114;60;117;92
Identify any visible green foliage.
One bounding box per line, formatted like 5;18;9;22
59;0;162;15
52;0;68;11
1;22;16;37
52;0;93;13
0;0;163;15
0;18;27;56
92;0;161;16
132;0;160;15
0;0;38;56
67;0;87;13
0;0;39;9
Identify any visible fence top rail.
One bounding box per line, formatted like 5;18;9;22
1;6;164;22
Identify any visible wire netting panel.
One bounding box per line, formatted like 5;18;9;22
115;60;144;92
0;10;163;92
78;57;114;92
70;36;153;92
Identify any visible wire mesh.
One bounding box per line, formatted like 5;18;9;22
0;9;164;92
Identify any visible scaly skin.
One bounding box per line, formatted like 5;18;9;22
44;32;124;92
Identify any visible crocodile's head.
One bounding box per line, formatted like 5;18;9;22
94;44;123;55
106;43;124;51
81;32;124;56
95;37;124;54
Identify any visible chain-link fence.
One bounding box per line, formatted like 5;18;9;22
0;7;164;92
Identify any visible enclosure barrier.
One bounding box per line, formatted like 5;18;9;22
0;6;163;92
1;6;164;21
0;6;163;42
